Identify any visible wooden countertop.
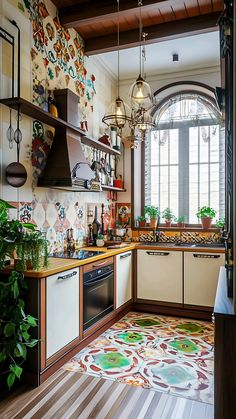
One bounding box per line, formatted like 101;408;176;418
5;243;224;278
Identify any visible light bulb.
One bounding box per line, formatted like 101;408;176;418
116;106;122;117
136;84;144;100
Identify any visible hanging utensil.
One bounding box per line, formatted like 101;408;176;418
5;107;27;188
6;109;14;149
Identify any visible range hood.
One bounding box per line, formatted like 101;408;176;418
38;127;101;192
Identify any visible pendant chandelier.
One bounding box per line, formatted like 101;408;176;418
102;0;131;130
129;1;153;111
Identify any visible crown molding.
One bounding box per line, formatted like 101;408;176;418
119;65;220;86
86;55;117;83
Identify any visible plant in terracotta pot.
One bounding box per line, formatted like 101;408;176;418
145;206;160;228
137;216;146;228
196;206;216;229
0;199;49;391
162;208;175;227
176;215;185;228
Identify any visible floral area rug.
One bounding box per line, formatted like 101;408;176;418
63;312;214;404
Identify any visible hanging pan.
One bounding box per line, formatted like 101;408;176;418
5;108;27;188
5;21;27;188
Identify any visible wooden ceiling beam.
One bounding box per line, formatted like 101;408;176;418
84;12;220;55
60;0;176;28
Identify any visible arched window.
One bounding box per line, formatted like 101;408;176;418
145;91;225;224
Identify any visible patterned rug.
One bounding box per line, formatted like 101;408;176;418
63;312;214;404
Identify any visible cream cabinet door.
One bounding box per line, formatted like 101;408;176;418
46;268;80;359
184;252;225;307
116;251;132;309
137;250;183;303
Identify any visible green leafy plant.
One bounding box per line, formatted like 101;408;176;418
97;233;104;239
162;208;175;221
137;216;146;222
145;206;160;219
0;199;49;390
196;206;216;219
176;215;185;223
216;217;225;228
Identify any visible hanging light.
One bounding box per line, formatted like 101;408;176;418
129;1;153;111
134;108;155;137
102;0;131;130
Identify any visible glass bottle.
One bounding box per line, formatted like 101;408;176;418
92;206;100;244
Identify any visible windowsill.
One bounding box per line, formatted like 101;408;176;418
132;226;221;233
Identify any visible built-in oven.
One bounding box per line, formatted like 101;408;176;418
83;259;114;331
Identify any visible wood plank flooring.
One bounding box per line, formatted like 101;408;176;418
0;369;213;419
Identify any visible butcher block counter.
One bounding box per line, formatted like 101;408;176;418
9;242;224;278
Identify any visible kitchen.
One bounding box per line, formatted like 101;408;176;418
0;0;235;418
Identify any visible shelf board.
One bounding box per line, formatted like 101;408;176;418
0;97;120;156
81;134;120;155
101;185;126;192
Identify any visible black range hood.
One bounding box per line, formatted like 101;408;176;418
38;127;101;192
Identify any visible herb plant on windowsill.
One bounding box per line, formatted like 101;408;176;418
145;206;160;228
176;215;185;227
196;206;216;229
137;216;146;228
0;199;49;391
162;208;175;227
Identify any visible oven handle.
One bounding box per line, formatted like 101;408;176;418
84;271;113;286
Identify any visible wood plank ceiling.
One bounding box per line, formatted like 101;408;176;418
52;0;224;55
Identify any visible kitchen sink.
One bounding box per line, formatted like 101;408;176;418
141;242;225;249
174;243;195;247
194;243;225;248
142;242;175;246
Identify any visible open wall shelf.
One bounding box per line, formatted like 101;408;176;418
0;97;121;156
101;185;126;192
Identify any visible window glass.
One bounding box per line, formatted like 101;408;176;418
145;93;225;224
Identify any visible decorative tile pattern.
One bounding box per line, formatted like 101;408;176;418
63;312;214;404
138;230;221;244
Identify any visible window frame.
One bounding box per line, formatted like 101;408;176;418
140;89;225;228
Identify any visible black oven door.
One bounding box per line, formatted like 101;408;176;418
83;267;114;331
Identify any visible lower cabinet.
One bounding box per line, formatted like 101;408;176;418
184;252;225;307
46;268;80;359
137;250;183;303
116;251;132;309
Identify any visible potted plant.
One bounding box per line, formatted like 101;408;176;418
96;233;105;247
137;216;146;228
145;206;160;228
196;206;216;229
216;217;225;228
0;199;49;391
176;215;185;228
162;208;175;227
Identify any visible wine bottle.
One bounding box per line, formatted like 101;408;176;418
92;206;100;244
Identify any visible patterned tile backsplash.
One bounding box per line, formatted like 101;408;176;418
9;198;221;251
137;230;221;244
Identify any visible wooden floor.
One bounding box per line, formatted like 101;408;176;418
0;369;213;419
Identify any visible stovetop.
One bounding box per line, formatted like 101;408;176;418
50;250;105;260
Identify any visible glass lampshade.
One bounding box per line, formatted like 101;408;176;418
129;75;153;110
102;97;132;129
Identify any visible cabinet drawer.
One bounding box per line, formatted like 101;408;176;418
137;250;182;303
184;252;225;307
46;268;80;359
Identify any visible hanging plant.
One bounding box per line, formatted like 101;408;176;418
0;199;49;390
